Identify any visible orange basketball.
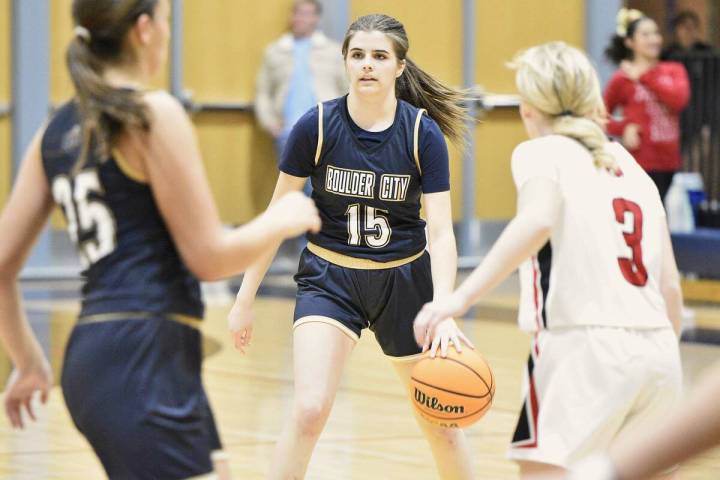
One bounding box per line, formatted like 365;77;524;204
410;347;495;428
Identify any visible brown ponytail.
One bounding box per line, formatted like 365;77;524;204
67;0;157;167
342;14;473;144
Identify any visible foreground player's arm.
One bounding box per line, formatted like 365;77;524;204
0;130;54;428
658;222;682;336
141;92;319;281
611;361;720;479
566;361;720;480
414;177;560;345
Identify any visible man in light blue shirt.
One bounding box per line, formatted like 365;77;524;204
256;0;347;185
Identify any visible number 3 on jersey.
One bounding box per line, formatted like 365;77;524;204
613;198;648;287
52;170;117;266
345;204;392;248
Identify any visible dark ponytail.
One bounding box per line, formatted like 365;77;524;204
342;14;472;144
67;0;157;167
604;17;646;65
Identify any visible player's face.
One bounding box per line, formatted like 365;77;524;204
676;19;700;49
626;19;662;61
291;2;320;37
345;31;405;96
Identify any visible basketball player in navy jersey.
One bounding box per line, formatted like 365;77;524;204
0;1;319;478
414;42;683;479
229;14;477;480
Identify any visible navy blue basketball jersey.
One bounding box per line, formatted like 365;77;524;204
280;96;449;264
40;101;203;319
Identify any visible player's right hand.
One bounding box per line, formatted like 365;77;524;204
228;300;255;355
3;355;52;429
267;192;321;238
414;292;473;355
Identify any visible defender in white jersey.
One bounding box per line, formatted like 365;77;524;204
413;42;683;479
514;136;670;333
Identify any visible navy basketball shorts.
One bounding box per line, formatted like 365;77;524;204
61;315;222;480
293;249;433;357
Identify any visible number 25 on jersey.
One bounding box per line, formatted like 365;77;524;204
52;170;117;266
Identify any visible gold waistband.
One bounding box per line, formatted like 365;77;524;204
307;242;425;270
77;311;202;330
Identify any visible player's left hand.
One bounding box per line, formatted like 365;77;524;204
3;356;52;429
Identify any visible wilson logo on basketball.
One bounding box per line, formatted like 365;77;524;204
414;388;465;414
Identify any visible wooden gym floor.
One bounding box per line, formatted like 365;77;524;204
1;274;719;479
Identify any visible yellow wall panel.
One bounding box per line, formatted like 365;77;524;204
476;0;585;93
0;0;8;100
473;0;585;219
184;0;294;101
0;119;9;209
193;113;277;223
474;110;527;219
0;0;9;208
50;0;74;104
182;0;295;222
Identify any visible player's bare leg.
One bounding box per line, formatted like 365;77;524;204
392;359;476;480
268;320;355;479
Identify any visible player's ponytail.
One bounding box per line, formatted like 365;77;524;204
67;0;156;168
510;41;618;172
342;14;472;145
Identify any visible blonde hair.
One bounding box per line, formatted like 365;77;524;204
510;42;617;171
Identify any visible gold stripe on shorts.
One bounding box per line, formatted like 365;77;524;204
77;311;202;330
386;351;430;363
307;242;425;270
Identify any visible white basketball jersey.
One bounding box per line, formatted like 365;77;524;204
512;135;671;332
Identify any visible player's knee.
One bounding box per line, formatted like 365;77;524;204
293;398;332;435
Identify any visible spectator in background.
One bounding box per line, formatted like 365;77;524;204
255;0;347;183
604;8;690;202
661;10;713;60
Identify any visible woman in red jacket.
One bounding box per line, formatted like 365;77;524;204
604;8;690;201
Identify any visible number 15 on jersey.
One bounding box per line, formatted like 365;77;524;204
345;204;392;248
